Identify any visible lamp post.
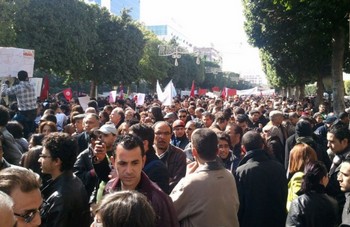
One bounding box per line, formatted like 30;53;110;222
158;44;200;66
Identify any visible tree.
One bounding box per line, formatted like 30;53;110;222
70;7;145;97
274;0;350;113
243;0;350;112
0;0;21;46
138;26;172;88
13;0;95;75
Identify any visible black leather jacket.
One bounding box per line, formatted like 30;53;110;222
73;146;97;198
286;186;338;227
40;171;91;227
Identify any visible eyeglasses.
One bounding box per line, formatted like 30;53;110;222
218;144;230;149
39;154;51;159
14;208;40;223
179;115;187;118
155;131;171;136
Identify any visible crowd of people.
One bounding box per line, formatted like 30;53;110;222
1;70;350;226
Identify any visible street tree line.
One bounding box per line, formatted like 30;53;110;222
242;0;350;113
0;0;247;97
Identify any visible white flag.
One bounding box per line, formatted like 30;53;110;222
156;80;164;102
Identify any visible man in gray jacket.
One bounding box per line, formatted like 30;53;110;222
170;128;239;227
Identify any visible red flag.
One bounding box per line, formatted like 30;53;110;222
40;76;49;101
212;86;220;92
198;88;207;96
63;88;73;101
227;88;236;96
190;80;195;97
221;87;227;100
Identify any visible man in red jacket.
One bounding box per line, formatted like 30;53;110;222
104;134;179;227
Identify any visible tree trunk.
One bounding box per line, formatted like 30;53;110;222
331;26;345;115
315;74;325;106
299;84;305;100
90;80;96;98
294;86;300;100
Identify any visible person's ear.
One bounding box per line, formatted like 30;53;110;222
53;158;62;168
143;140;149;152
241;145;246;153
192;147;198;158
142;155;146;168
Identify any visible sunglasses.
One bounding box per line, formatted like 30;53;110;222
14;209;40;223
15;201;48;223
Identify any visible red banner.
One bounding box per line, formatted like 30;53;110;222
40;75;49;101
198;88;207;96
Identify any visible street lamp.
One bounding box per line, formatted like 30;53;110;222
158;44;201;66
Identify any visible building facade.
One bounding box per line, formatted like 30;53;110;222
84;0;140;20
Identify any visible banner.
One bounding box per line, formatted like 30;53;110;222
78;95;90;111
39;76;49;101
28;77;43;98
0;47;35;78
135;93;145;106
198;88;207;96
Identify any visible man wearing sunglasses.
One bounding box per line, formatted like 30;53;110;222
0;168;42;227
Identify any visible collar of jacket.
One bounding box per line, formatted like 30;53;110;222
238;149;270;166
338;145;350;158
196;160;224;173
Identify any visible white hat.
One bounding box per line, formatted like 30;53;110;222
98;124;117;135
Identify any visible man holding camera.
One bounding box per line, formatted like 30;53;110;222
1;70;37;138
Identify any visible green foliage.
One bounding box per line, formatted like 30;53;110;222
242;0;346;88
0;0;21;46
0;0;217;95
13;0;94;75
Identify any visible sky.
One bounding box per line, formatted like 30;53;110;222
140;0;265;78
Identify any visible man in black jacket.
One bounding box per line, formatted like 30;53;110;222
234;131;287;227
39;132;90;227
74;124;118;201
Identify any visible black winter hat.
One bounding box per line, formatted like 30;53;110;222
295;120;312;137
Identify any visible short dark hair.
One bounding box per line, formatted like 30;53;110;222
178;109;187;114
242;131;264;151
96;191;156;227
88;100;99;111
328;123;350;142
192;128;218;161
152;121;172;134
117;134;145;157
202;111;214;120
42;132;78;171
0;105;10;126
216;132;232;150
6;120;24;139
301;161;328;193
17;70;28;81
129;124;154;150
29;133;45;147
